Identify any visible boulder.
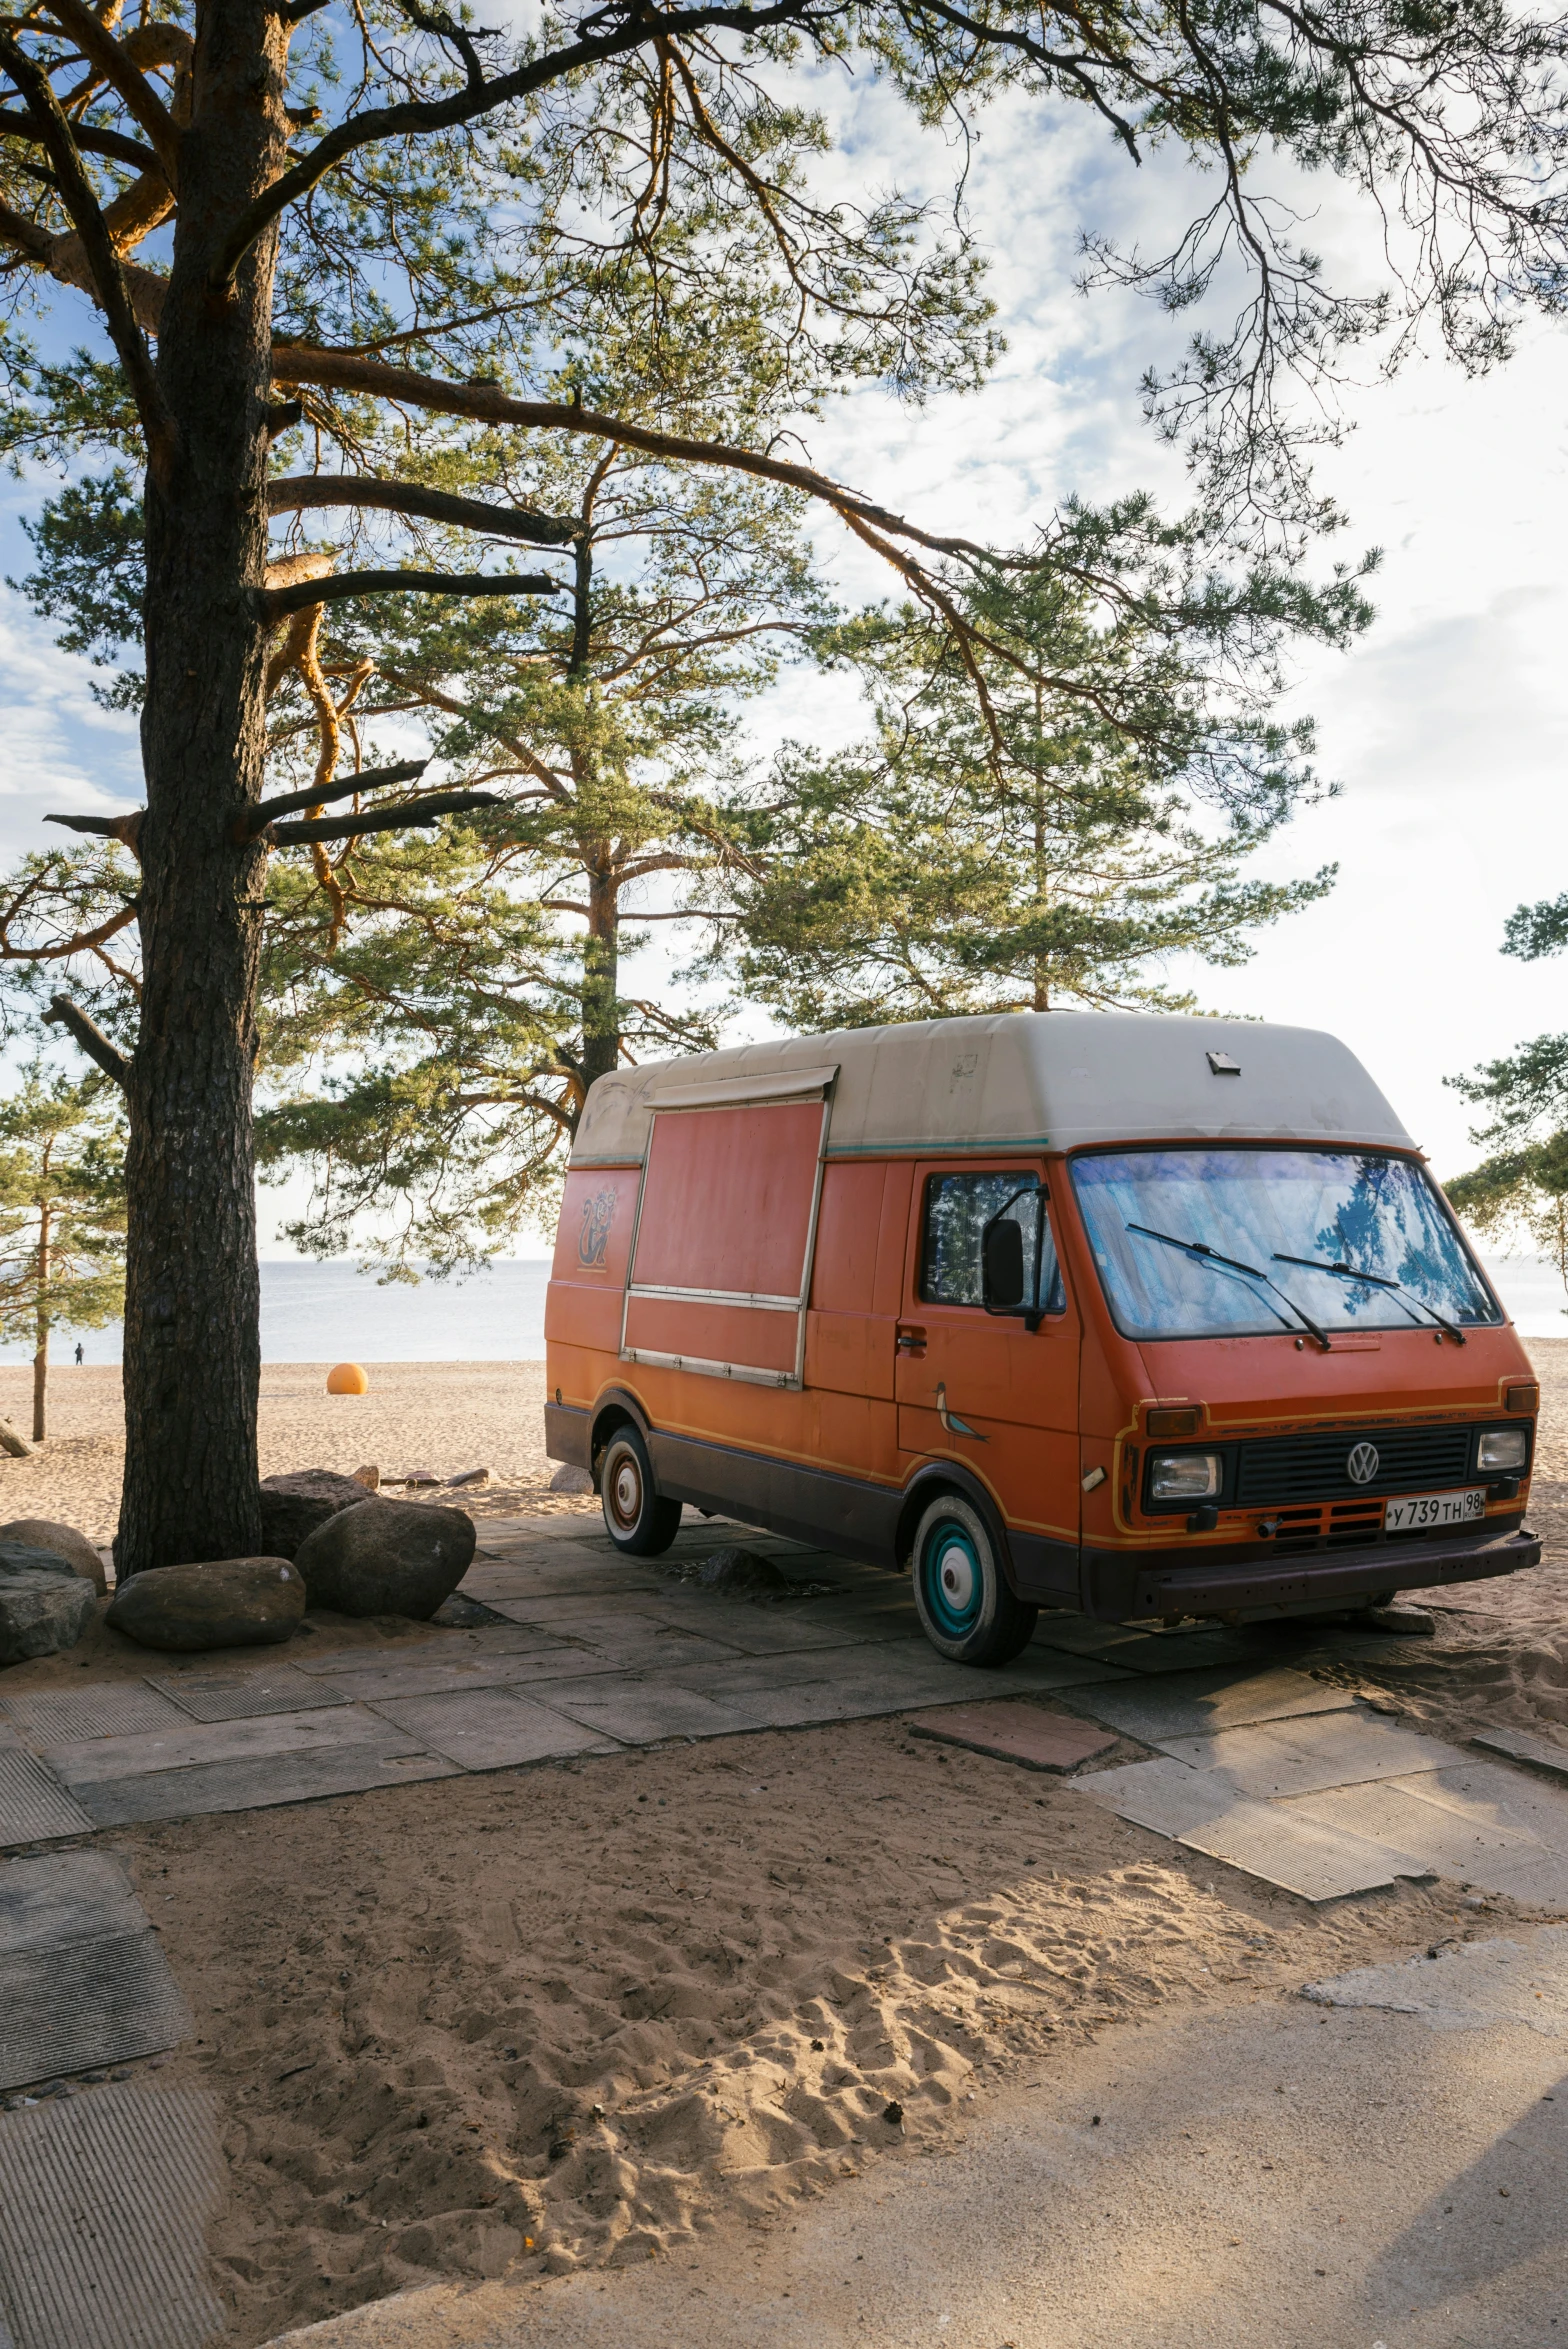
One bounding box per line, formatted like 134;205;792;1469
105;1557;306;1652
0;1518;107;1595
293;1497;475;1619
259;1469;376;1560
694;1545;789;1595
548;1464;594;1496
0;1543;95;1664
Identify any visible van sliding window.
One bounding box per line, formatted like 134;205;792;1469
921;1172;1065;1313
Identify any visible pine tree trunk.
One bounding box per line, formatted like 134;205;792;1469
581;857;621;1089
116;0;288;1577
31;1202;48;1443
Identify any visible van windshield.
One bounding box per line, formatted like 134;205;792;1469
1069;1147;1501;1342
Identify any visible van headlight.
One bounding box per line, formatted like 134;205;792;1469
1148;1452;1222;1502
1477;1427;1528;1473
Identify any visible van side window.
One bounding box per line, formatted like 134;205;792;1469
920;1172;1065;1312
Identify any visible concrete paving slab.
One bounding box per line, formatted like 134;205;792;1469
1073;1752;1243;1835
0;2083;221;2349
532;1680;765;1744
1400;1760;1568;1860
0;1930;190;2093
47;1704;417;1786
364;1689;621;1768
1178;1801;1429;1901
0;1684;190;1745
1160;1712;1470;1797
907;1702;1118;1772
0;1751;93;1849
610;1597;892;1655
1064;1664;1354;1745
72;1740;460;1828
1305;1923;1568;2032
1281;1776;1568;1907
1033;1617;1255;1674
306;1653;603;1703
0;1851;144;1953
1472;1723;1568;1781
459;1565;667;1603
148;1664;350;1720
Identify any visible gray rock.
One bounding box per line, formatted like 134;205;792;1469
548;1464;594;1495
259;1469;375;1560
0;1518;106;1594
694;1545;789;1594
1364;1604;1437;1637
293;1497;476;1619
105;1557;306;1652
0;1544;95;1663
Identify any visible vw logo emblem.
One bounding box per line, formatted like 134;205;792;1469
1347;1441;1380;1485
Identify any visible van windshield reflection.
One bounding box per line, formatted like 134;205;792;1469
1070;1148;1500;1342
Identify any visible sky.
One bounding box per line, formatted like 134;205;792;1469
0;57;1563;1252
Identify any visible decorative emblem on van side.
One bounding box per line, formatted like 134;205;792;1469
1346;1441;1379;1485
577;1186;617;1269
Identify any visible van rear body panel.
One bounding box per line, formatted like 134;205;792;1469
547;1014;1541;1627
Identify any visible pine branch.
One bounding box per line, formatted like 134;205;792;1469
36;0;182;184
270;346;992;565
44;809;144;858
257;568;561;619
259;789;503;846
209;0;816;288
266;475;576;547
237;758;429;839
43;994;129;1086
0;111;160;173
0;31;176;480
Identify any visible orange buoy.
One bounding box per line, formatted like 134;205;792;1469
326;1362;369;1395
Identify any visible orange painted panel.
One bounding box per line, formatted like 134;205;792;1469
810;1162;884;1314
623;1293;799;1375
632;1102;822;1297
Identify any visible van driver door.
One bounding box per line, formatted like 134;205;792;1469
893;1162;1081;1594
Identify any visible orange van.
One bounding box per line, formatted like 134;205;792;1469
544;1013;1540;1664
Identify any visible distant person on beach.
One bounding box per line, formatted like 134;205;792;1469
74;1343;83;1365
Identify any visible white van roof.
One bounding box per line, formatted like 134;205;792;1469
571;1011;1415;1164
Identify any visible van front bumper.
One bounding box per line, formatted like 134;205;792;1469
1082;1521;1541;1623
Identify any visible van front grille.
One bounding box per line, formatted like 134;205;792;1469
1235;1424;1473;1507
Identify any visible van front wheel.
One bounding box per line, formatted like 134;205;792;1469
912;1494;1037;1667
599;1426;682;1557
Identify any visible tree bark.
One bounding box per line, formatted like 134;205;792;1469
116;0;289;1576
581;856;620;1088
31;1199;49;1443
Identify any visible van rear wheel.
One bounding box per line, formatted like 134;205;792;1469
912;1494;1037;1666
599;1426;682;1557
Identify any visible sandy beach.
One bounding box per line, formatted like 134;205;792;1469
0;1342;1565;2343
0;1361;592;1545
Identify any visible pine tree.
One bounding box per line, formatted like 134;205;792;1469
0;1068;125;1439
0;0;1558;1571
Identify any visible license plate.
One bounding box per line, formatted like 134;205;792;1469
1384;1487;1485;1532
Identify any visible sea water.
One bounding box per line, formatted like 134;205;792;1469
5;1251;1564;1365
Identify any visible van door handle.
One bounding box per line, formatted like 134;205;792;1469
895;1325;926;1355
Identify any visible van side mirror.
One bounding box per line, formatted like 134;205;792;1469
983;1219;1026;1309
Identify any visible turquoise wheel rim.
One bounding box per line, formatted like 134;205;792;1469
919;1518;985;1639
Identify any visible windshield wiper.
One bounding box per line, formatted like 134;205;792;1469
1126;1223;1331;1351
1271;1251;1467;1346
